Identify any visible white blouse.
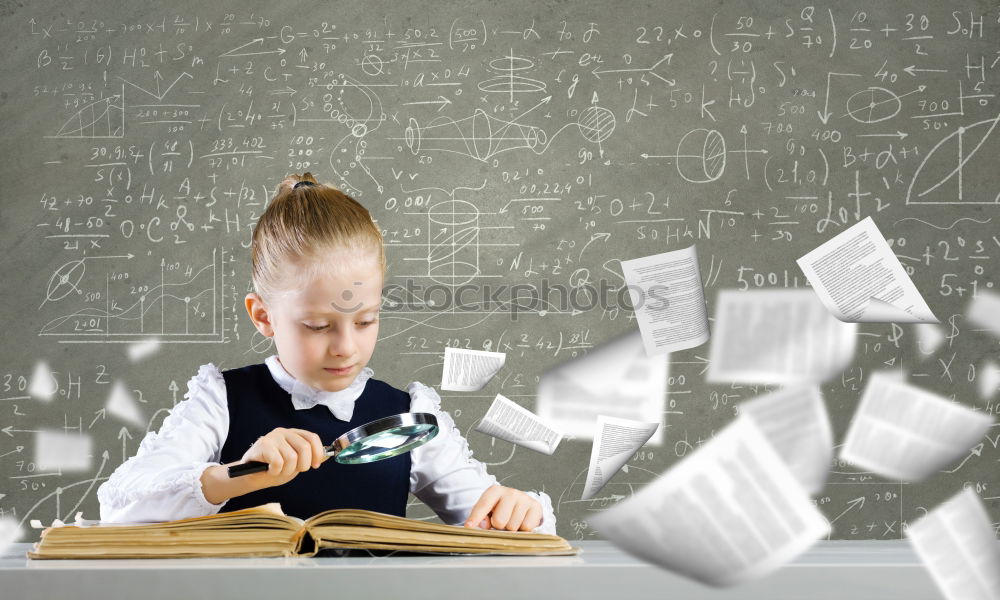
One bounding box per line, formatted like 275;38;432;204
96;356;557;535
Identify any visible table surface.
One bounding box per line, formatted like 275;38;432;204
1;540;947;600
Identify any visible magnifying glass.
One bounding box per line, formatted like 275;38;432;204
227;412;439;478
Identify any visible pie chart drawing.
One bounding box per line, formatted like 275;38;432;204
906;112;1000;205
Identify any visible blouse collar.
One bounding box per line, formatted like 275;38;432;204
264;355;374;422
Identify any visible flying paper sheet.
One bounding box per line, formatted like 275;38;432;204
589;416;830;587
34;429;93;472
620;245;710;356
474;393;563;455
967;290;1000;339
441;346;506;391
536;329;667;445
796;217;938;323
581;415;659;500
707;289;857;384
840;372;993;481
906;488;1000;600
738;385;832;495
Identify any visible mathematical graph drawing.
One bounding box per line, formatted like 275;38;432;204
844;87;903;124
38;249;225;341
51;85;125;139
906;112;1000;205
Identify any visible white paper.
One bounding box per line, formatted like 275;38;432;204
536;329;667;445
28;359;58;402
0;517;23;554
440;347;506;391
978;360;1000;401
620;245;710;356
967;291;1000;339
34;429;93;472
106;379;145;427
582;416;659;500
127;338;162;362
589;416;830;587
474;394;563;455
906;488;1000;600
840;372;994;482
739;385;832;495
707;289;857;384
797;217;938;323
914;323;946;358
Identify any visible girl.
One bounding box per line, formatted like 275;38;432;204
97;173;556;534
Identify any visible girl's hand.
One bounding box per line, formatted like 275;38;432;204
463;485;543;532
238;427;327;489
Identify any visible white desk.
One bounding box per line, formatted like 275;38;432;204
1;540;942;600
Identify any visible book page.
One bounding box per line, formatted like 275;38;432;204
582;416;659;500
906;488;1000;600
840;372;994;482
738;385;832;495
796;217;938;323
620;245;710;356
707;289;857;384
441;346;506;391
473;393;563;455
589;416;830;587
537;330;667;445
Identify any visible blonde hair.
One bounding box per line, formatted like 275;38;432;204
251;172;385;303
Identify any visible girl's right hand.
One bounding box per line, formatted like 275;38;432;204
238;427;328;488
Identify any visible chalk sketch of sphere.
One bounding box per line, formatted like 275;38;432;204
676;128;726;183
427;199;482;286
845;87;901;124
576;106;615;144
46;260;87;302
360;53;384;77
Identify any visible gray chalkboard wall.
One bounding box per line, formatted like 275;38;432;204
1;0;998;542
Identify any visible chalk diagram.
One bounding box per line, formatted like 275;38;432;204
643;128;728;183
555;464;661;515
38;250;224;340
906;112;1000;204
404;99;615;163
320;74;390;194
51;85;126;139
844;86;903;124
478;49;547;103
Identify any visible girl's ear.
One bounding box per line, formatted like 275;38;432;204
245;293;275;337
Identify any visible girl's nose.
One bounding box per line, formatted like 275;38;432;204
328;328;357;357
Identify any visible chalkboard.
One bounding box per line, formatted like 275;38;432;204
1;0;998;543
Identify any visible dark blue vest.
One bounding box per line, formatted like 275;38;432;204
218;363;411;520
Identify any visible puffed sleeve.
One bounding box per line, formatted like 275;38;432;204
96;363;230;523
407;381;558;535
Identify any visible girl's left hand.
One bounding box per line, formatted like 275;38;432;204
464;485;543;532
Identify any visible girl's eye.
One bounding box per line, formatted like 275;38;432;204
358;320;376;327
305;324;327;331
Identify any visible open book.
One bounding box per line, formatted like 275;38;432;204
27;503;580;559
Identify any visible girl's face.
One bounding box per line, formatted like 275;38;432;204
245;249;383;392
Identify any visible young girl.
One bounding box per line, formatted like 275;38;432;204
97;173;556;534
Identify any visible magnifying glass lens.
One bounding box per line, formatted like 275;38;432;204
336;423;437;464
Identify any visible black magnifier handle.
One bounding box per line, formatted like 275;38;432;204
227;461;270;477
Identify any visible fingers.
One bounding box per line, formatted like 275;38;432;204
254;428;326;479
505;501;531;532
489;494;518;531
464;485;503;529
521;502;543;532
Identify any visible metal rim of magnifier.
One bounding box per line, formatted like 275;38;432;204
227;412;439;477
329;412;439;464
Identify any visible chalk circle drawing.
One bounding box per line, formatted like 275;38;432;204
845;87;902;124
